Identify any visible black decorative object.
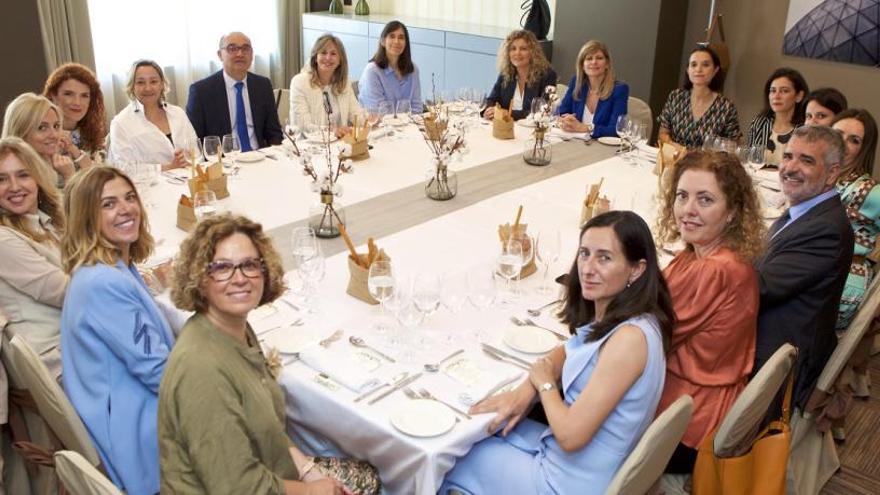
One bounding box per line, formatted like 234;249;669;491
520;0;552;41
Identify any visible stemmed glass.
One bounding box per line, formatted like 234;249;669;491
747;145;765;173
221;134;241;167
290;227;324;313
393;100;412;140
179;137;202;167
467;268;496;311
536;229;561;294
193;190;218;222
628;122;647;167
377;101;395;139
441;272;468;314
203;136;221;164
496;239;524;306
615;115;631;157
367;260;396;333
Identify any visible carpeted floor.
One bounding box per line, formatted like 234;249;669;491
821;354;880;494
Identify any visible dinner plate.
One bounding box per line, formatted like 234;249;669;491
516;118;537;128
262;326;322;354
597;136;622;146
503;325;557;354
236;151;264;163
390;400;456;437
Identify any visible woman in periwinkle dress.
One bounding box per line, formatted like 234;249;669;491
442;210;674;494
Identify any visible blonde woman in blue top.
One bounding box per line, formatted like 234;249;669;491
442;211;673;495
358;20;423;113
557;40;629;138
61;166;174;494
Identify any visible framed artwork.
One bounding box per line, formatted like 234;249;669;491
783;0;879;67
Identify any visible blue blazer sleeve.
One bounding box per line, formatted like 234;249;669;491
482;74;506;117
592;82;629;138
81;270;170;393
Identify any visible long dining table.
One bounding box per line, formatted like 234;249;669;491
146;121;668;494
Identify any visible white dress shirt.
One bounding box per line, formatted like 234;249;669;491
223;71;259;150
289;69;364;128
108;99;198;166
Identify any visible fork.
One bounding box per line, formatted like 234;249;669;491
418;388;472;419
319;329;344;348
403;387;460;423
509;316;567;341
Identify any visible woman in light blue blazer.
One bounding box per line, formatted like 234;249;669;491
557;40;629;138
441;211;673;495
60;166;174;495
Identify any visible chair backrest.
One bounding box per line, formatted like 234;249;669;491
276;88;290;126
713;343;797;457
816;275;880;392
54;450;123;495
628;96;653;137
0;332;101;467
605;395;694;495
351;79;359;98
556;83;568;99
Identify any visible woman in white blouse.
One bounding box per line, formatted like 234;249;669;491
289;33;364;137
108;60;197;170
0;137;68;378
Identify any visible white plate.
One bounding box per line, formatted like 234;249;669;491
262;326;322;354
236;151;264;163
503;325;557;354
389;400;456;437
516;118;537;128
597;136;622;146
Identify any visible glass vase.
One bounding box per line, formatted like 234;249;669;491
328;0;343;14
309;192;345;238
425;165;457;201
355;0;370;15
523;131;552;166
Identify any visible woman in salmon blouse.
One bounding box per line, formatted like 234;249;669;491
654;150;766;473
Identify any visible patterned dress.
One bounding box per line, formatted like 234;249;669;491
836;172;880;330
658;88;742;149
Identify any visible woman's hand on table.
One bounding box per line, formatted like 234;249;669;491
471;380;536;436
335;126;352;139
557;114;589;133
482;106;495;120
164;150;188;171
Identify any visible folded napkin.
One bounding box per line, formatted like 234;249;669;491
299;345;382;392
550;127;590;141
443;357;524;406
638;143;659;162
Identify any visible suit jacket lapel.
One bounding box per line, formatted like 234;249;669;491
767;195;840;250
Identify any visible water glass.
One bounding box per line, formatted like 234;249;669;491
221;134;241;165
193;190;218;222
536;229;561;295
368;260;395;332
203;136;221;163
497;240;524;306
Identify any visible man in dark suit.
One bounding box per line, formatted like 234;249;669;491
755;125;854;410
186;31;282;151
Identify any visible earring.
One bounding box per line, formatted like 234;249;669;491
626;280;632;288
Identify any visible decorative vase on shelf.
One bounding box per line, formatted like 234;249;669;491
523;128;552;166
355;0;370;15
328;0;344;14
309;191;345;238
425;161;458;201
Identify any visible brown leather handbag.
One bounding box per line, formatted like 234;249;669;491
691;371;793;495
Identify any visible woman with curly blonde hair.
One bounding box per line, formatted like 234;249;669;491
43;62;107;168
482;29;556;121
161;214;380;495
653;150;765;474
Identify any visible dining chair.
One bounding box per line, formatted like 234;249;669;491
54;450;123;495
788;275;880;495
605;395;693;495
628;96;653;138
276;88;291;126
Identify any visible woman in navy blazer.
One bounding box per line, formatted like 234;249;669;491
60;166;174;495
482;29;556;121
557;40;629;138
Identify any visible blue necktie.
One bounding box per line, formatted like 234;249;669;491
234;81;252;151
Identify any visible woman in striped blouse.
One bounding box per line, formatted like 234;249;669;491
745;67;808;166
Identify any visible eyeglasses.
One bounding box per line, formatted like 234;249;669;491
223;44;253;54
207;258;264;281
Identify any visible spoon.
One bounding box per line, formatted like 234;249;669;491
418;388;472;419
526;299;561;317
349;336;396;363
509;316;567;341
424;349;465;373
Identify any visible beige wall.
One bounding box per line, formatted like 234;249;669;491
683;0;880;175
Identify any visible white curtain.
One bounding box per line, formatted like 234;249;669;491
87;0;284;118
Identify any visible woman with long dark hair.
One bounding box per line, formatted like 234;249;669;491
745;67;809;165
358;20;423;113
442;211;674;495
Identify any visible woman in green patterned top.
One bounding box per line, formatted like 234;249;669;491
160;214;380;495
831;109;879;411
657;46;741;149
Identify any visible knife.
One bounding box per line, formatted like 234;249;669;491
482;347;529;371
368;372;423;405
481;343;532;368
353;371;409;403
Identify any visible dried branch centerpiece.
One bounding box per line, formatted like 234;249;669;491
523;85;559;166
412;85;468;201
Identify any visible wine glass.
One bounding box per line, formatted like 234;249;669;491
441;271;468;313
615;115;631;156
536;229;561;294
747;145;765;173
629;122;647;167
496;239;524;306
203;136;221;164
394;100;412;136
179;137;202;167
193;190;218;222
413;272;441;319
368;260;395;332
221;134;241;166
467;268;496;311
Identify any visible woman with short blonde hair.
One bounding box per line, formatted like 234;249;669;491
0;137;68;377
60;166;173;494
2;93;77;185
557;40;629;137
482;29;557;121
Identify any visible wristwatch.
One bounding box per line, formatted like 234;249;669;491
539;382;555;393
